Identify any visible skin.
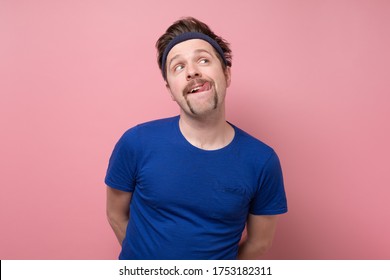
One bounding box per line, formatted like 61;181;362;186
165;39;234;150
165;39;230;119
106;187;131;245
237;214;278;259
106;38;279;259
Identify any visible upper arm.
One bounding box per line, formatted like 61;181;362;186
106;186;132;218
237;214;279;259
246;214;278;246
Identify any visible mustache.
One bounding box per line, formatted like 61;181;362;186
183;78;213;95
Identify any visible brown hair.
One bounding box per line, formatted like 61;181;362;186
156;17;232;78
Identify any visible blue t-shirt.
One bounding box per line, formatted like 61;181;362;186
105;116;287;259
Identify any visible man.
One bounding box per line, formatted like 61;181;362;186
105;17;287;260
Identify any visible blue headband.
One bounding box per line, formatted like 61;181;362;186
161;32;228;80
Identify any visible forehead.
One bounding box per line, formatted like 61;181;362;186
166;39;216;62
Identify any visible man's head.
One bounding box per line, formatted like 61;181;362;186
156;17;232;81
156;17;233;118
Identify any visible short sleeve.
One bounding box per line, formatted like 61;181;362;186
250;151;288;215
104;128;138;192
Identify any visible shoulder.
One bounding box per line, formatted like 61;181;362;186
232;125;276;160
110;116;178;159
120;116;178;140
136;115;178;132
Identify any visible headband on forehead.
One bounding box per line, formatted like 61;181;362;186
161;32;228;80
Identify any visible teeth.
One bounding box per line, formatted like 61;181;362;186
190;86;201;93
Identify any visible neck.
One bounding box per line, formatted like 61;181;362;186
179;110;234;150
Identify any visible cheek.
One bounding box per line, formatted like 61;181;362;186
167;85;183;101
167;78;181;91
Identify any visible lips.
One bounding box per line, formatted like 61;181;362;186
189;85;203;94
185;80;212;95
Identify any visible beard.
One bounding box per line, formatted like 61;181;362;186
182;79;218;116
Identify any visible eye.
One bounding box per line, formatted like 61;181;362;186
199;58;209;64
173;64;184;72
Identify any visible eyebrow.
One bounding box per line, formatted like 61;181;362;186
168;49;213;68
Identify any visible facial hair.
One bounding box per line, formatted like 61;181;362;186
182;78;218;115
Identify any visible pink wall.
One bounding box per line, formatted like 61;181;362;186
1;0;389;259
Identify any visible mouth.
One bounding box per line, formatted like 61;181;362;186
186;81;212;95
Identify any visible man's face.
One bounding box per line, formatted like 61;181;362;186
165;39;231;118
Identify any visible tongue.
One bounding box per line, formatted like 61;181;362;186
198;82;210;93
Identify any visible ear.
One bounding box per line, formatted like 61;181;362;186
224;66;232;88
165;82;176;101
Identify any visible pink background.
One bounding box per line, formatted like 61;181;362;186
1;0;389;259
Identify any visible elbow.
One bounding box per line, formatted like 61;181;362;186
106;206;113;221
257;241;273;256
106;208;119;227
106;208;129;227
251;239;273;257
239;239;273;260
106;209;115;227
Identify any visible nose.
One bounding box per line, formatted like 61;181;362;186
186;63;201;80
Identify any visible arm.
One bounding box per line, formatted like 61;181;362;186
237;214;278;260
106;186;132;245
